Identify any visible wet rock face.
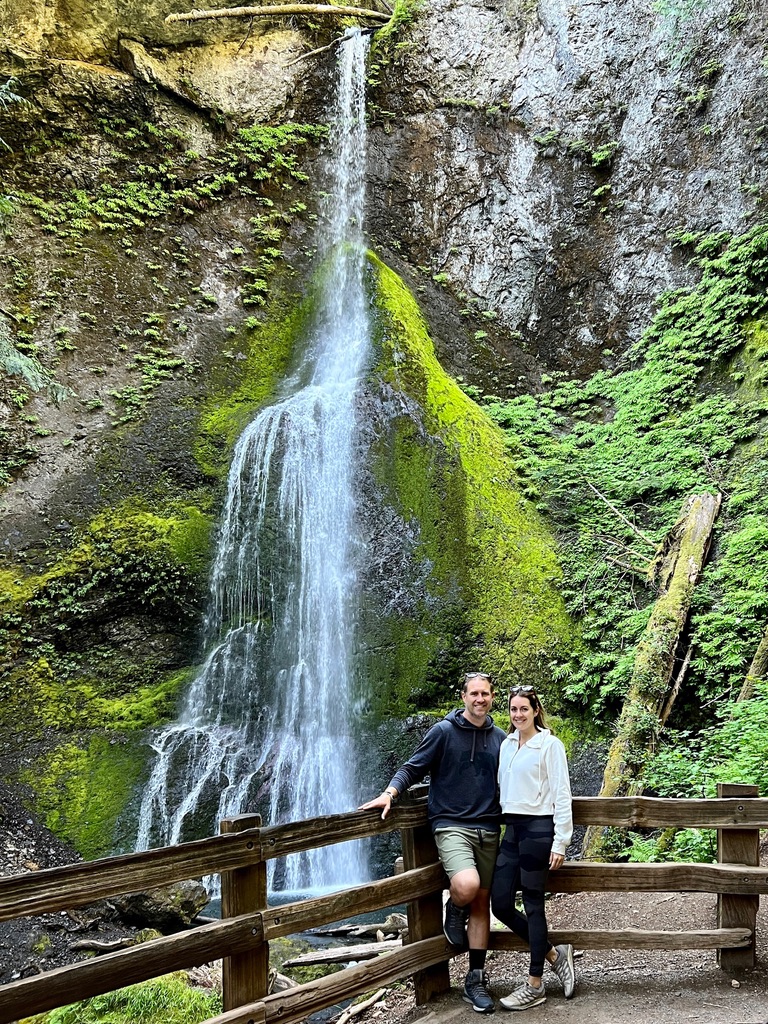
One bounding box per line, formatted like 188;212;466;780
368;0;768;379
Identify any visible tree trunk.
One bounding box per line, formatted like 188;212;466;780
737;623;768;702
583;492;721;860
165;5;391;25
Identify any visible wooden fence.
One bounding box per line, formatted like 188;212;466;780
0;783;765;1024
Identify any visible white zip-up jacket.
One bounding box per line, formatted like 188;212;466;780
498;728;573;856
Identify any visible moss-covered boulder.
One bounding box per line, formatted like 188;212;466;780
359;254;574;715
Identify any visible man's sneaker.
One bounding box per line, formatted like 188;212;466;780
549;943;576;998
463;969;495;1013
499;980;546;1011
443;898;469;948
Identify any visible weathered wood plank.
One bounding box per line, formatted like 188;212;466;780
549;861;768;895
200;935;453;1024
284;925;752;964
260;864;445;939
221;815;268;1011
717;783;760;970
260;803;425;860
491;928;751;951
400;821;450;1005
0;830;262;922
0;913;264;1024
572;796;768;829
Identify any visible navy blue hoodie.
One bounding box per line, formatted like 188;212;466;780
388;709;505;832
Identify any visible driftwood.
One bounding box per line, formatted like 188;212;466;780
738;622;768;701
583;492;721;859
282;939;401;967
68;937;137;953
165;5;390;25
335;987;388;1024
311;913;407;939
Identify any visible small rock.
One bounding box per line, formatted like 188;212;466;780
731;979;740;988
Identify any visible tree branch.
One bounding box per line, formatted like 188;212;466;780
165;5;391;25
585;480;657;548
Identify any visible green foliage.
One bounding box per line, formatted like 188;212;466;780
644;683;768;798
0;318;67;402
194;294;311;476
0;77;24;152
15;122;325;241
482;223;768;715
36;973;221;1024
626;827;716;863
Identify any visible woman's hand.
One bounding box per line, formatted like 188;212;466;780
549;851;564;871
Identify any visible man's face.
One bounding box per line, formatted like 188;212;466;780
461;675;494;725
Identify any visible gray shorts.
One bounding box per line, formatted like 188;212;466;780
434;827;499;890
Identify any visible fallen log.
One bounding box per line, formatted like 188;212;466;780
165;5;390;25
282;939;401;967
583;492;721;859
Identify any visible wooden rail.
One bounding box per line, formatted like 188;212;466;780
0;788;765;1024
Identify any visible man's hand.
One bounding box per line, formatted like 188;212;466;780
358;793;394;820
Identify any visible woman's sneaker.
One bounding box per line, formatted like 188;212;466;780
499;980;546;1011
443;898;469;948
463;969;495;1013
549;943;576;998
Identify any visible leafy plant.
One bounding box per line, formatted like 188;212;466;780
42;973;221;1024
483;223;768;715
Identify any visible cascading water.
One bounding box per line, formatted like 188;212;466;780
136;30;371;894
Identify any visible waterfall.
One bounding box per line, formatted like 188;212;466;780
136;29;371;894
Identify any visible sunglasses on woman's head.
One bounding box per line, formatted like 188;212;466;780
509;685;536;695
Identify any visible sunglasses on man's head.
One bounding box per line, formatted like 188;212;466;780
465;672;491;681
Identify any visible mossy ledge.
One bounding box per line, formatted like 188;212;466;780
367;253;574;710
0;502;210;856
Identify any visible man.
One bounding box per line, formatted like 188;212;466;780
359;672;505;1014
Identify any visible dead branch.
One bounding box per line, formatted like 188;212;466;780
68;938;137;953
659;643;692;728
586;480;656;548
165;5;390;25
336;988;388;1024
738;622;768;702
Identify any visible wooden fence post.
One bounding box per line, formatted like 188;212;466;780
717;783;759;970
399;817;450;1005
220;813;268;1010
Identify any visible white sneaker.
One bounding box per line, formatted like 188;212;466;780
499;981;546;1011
549;943;576;998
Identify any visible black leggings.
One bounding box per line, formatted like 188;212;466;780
491;814;554;978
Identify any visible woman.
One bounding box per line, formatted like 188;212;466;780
491;684;576;1010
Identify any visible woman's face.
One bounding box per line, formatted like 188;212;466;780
509;695;537;733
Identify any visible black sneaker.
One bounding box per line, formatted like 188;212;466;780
443;898;469;948
463;969;495;1014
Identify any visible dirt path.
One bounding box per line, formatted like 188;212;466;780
379;890;768;1024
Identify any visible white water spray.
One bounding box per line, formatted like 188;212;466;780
136;30;371;893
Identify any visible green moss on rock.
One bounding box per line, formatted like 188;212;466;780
368;254;573;706
194;297;312;477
